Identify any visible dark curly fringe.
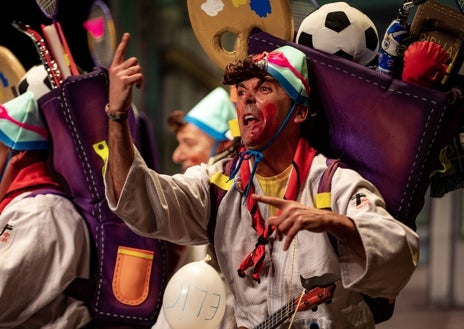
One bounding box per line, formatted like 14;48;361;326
222;55;268;86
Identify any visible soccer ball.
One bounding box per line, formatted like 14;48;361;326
295;2;379;66
16;64;53;100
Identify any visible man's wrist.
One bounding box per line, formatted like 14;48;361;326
105;103;129;121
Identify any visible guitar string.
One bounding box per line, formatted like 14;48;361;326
286;236;299;328
226;314;236;329
288;289;306;329
259;236;299;329
230;224;302;328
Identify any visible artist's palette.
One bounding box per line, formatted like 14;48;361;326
0;46;26;103
187;0;294;70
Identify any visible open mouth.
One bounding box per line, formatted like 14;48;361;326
243;114;257;125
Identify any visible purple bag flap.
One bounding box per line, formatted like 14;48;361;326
38;68;136;204
38;67;167;327
248;30;464;228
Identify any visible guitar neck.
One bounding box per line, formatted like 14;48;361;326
253;299;295;329
11;21;63;88
252;284;335;329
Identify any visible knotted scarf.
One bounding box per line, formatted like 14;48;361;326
235;138;317;282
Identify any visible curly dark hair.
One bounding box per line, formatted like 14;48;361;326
167;110;186;134
222;55;269;86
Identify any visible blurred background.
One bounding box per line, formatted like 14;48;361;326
0;0;413;174
1;0;463;327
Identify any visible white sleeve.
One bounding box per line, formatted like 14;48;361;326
105;149;221;245
0;193;91;327
330;167;420;298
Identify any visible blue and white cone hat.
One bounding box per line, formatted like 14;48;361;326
184;87;237;142
0;91;49;151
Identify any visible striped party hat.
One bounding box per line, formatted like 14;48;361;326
0;91;49;150
253;45;310;105
184;87;237;141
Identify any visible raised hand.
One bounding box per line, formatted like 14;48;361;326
108;33;143;116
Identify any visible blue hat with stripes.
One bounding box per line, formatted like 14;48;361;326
253;45;310;105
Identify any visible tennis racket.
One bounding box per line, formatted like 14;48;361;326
456;0;464;14
0;46;26;103
290;0;319;33
35;0;80;76
84;0;117;68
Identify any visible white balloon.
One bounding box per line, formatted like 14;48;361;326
163;258;226;329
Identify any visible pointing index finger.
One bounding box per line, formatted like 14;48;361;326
112;33;130;66
251;194;286;208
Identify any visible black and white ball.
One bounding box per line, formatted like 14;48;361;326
16;64;53;100
296;2;379;66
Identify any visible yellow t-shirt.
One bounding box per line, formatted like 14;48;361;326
256;164;293;216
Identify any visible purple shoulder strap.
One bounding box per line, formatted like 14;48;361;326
317;159;340;197
208;156;239;244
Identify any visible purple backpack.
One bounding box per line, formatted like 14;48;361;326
248;30;464;230
38;67;171;328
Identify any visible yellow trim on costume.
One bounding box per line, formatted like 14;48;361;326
117;246;154;260
93;141;109;175
316;192;331;209
229;118;240;137
210;172;233;191
93;140;109;164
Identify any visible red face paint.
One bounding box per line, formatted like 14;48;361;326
236;77;293;150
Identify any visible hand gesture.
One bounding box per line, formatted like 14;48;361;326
108;33;143;115
252;194;332;250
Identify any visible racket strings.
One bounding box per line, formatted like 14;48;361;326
35;0;57;18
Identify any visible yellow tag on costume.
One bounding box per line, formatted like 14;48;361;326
210;172;233;191
316;192;332;209
229;118;240;138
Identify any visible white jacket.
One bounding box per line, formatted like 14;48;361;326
105;148;419;329
0;192;92;329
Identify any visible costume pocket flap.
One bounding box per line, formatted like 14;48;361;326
113;246;154;305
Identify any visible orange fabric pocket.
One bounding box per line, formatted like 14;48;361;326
113;246;154;305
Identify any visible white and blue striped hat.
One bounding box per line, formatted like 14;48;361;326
253;45;310;105
0;91;49;151
184;87;237;141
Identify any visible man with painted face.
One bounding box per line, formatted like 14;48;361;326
0;92;92;328
104;33;419;329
